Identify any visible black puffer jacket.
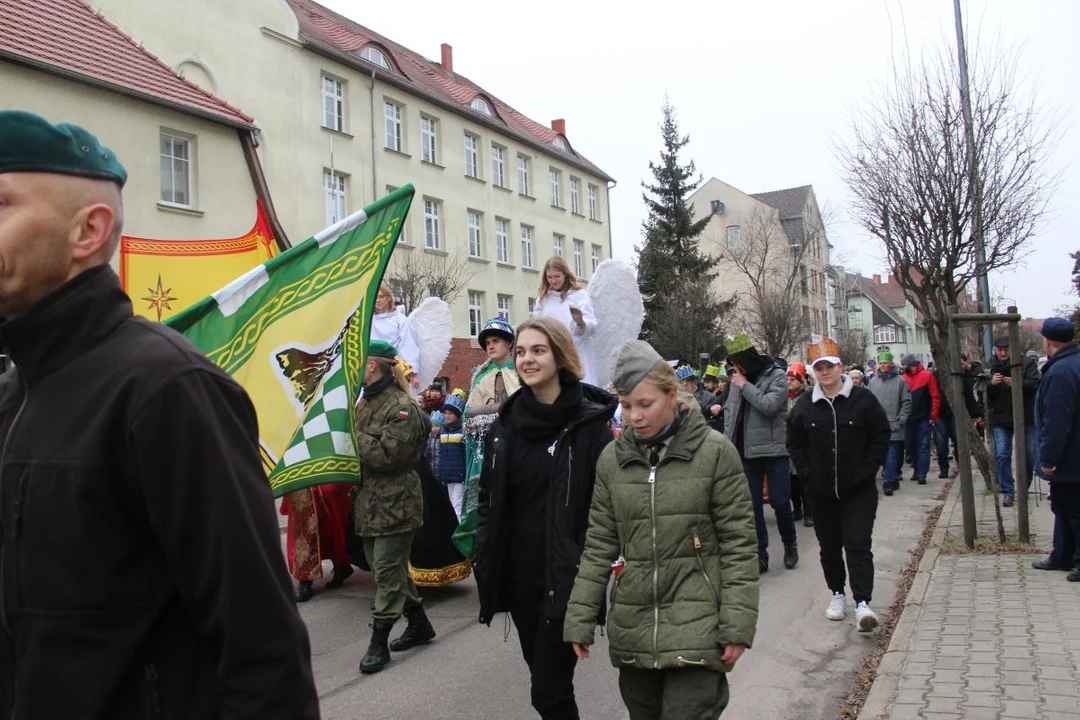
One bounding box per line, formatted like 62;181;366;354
987;354;1040;427
786;377;891;499
474;382;616;624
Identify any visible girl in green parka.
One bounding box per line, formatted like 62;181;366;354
563;340;760;720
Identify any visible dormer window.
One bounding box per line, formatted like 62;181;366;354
552;136;568;151
471;97;493;116
360;46;391;71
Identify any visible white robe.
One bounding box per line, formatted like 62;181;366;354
371;308;421;373
533;288;599;386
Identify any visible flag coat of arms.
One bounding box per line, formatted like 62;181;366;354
166;186;414;497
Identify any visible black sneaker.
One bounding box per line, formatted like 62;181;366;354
804;516;814;528
296;581;314;603
758;555;769;574
1067;570;1080;583
883;484;894;497
916;476;927;485
1003;496;1014;508
938;470;949;479
783;544;799;569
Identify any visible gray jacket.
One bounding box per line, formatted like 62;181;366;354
868;369;911;442
724;364;788;458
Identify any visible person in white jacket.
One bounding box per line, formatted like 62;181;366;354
371;285;421;389
532;256;599;385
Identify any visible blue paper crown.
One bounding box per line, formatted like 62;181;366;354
442;395;466;415
675;364;697;381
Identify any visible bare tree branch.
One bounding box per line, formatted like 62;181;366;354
384;250;479;314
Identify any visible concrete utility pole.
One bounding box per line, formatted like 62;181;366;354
953;0;993;360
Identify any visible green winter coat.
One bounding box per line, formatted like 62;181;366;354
563;398;759;672
352;380;428;537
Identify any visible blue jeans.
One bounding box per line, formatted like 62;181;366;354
991;424;1038;498
934;416;958;473
743;456;797;557
883;440;904;484
904;420;932;479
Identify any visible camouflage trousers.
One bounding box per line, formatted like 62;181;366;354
362;531;420;622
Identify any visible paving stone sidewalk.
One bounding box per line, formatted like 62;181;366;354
862;478;1080;719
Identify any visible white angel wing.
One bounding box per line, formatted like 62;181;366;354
586;259;644;388
407;297;453;387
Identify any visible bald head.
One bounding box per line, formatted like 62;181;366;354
0;171;123;318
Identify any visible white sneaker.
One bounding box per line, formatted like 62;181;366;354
856;602;879;632
826;592;846;621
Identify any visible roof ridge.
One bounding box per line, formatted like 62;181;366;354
77;0;254;124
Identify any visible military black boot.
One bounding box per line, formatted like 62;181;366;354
296;581;314;603
783;543;799;569
389;604;436;651
359;619;394;674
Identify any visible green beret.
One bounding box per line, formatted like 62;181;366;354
368;339;398;359
0;110;127;187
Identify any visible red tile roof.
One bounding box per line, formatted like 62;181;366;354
284;0;613;182
0;0;255;129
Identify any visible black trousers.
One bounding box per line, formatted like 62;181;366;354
1049;481;1080;568
509;584;579;720
812;481;878;604
619;667;730;720
790;472;813;519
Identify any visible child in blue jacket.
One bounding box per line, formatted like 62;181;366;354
439;394;467;519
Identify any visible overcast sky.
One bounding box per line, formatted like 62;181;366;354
323;0;1079;318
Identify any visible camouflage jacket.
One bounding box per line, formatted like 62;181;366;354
353;379;428;537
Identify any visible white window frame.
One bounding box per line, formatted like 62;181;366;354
573;239;584;277
424;199;442;250
467;210;483;258
570;177;581;214
468;291;484;337
421;115;438;164
491;144;505;187
497;294;511;322
160;131;194;207
495;218;510;264
587;184;599;220
552;233;564;257
550;168;561;207
464;133;479;178
384;101;403;151
528;297;537;314
323;170;346;227
517;154;530;196
471;97;493;116
726;225;741;249
321;75;344;132
591;244;601;273
874;325;899;344
520;225;534;268
360;46;391;70
387;185;408;244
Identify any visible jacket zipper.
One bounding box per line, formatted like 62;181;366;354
826;398;839;499
145;663;162;716
648;463;659;668
565;447;573;507
0;374;28;644
693;534;720;608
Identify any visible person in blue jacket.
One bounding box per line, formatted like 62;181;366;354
1031;318;1080;582
439;393;468;520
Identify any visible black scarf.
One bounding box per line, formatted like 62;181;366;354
362;373;394;398
511;375;582;441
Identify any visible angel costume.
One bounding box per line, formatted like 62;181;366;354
533;288;599;385
371;307;421;375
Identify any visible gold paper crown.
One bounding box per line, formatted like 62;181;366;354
806;337;841;363
396;357;415;377
725;333;753;355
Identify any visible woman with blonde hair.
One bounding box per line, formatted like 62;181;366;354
533;256;600;386
564;340;759;719
371;284;421;388
475;316;616;719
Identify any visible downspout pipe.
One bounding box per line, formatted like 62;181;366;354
370;68;378;202
605;180;617;260
239;128;291;251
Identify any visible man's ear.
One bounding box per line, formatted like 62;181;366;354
69;203;116;261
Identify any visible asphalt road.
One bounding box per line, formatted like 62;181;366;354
296;477;941;720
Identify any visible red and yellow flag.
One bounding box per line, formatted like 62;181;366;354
120;200;277;322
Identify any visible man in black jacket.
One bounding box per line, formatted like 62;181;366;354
0;112;318;718
986;337;1041;506
787;349;891;633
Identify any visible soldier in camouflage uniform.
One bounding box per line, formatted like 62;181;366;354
353;340;434;674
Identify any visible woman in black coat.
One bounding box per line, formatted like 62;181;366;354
474;316;616;720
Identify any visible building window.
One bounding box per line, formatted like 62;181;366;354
160;132;193;207
570;177;581;214
552;233;564;257
520;225;534;268
573;239;584;278
874;325;899;344
323;170;346;226
495;218;510;264
467;210;483;258
799;265;809;296
550;168;562;207
321;75;344;131
424;199;441;250
587;184;599;220
491;144;505;187
387;185;407;244
528;297;537;314
384;101;403;151
360;46;391;70
553;136;568;151
468;291;483;337
591;244;601;273
726;225;741;249
421;116;438;164
464;133;479;178
497;294;511;322
471;97;493;116
517;154;530;196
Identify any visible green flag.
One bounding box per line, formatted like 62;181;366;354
167;185;414;497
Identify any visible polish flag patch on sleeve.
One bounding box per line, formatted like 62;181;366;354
398;409;410;419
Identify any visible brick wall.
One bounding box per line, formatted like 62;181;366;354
435;337;487;392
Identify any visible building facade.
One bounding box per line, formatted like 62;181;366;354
88;0;615;383
844;273;933;365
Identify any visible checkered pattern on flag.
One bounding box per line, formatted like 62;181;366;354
165;185;414;497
